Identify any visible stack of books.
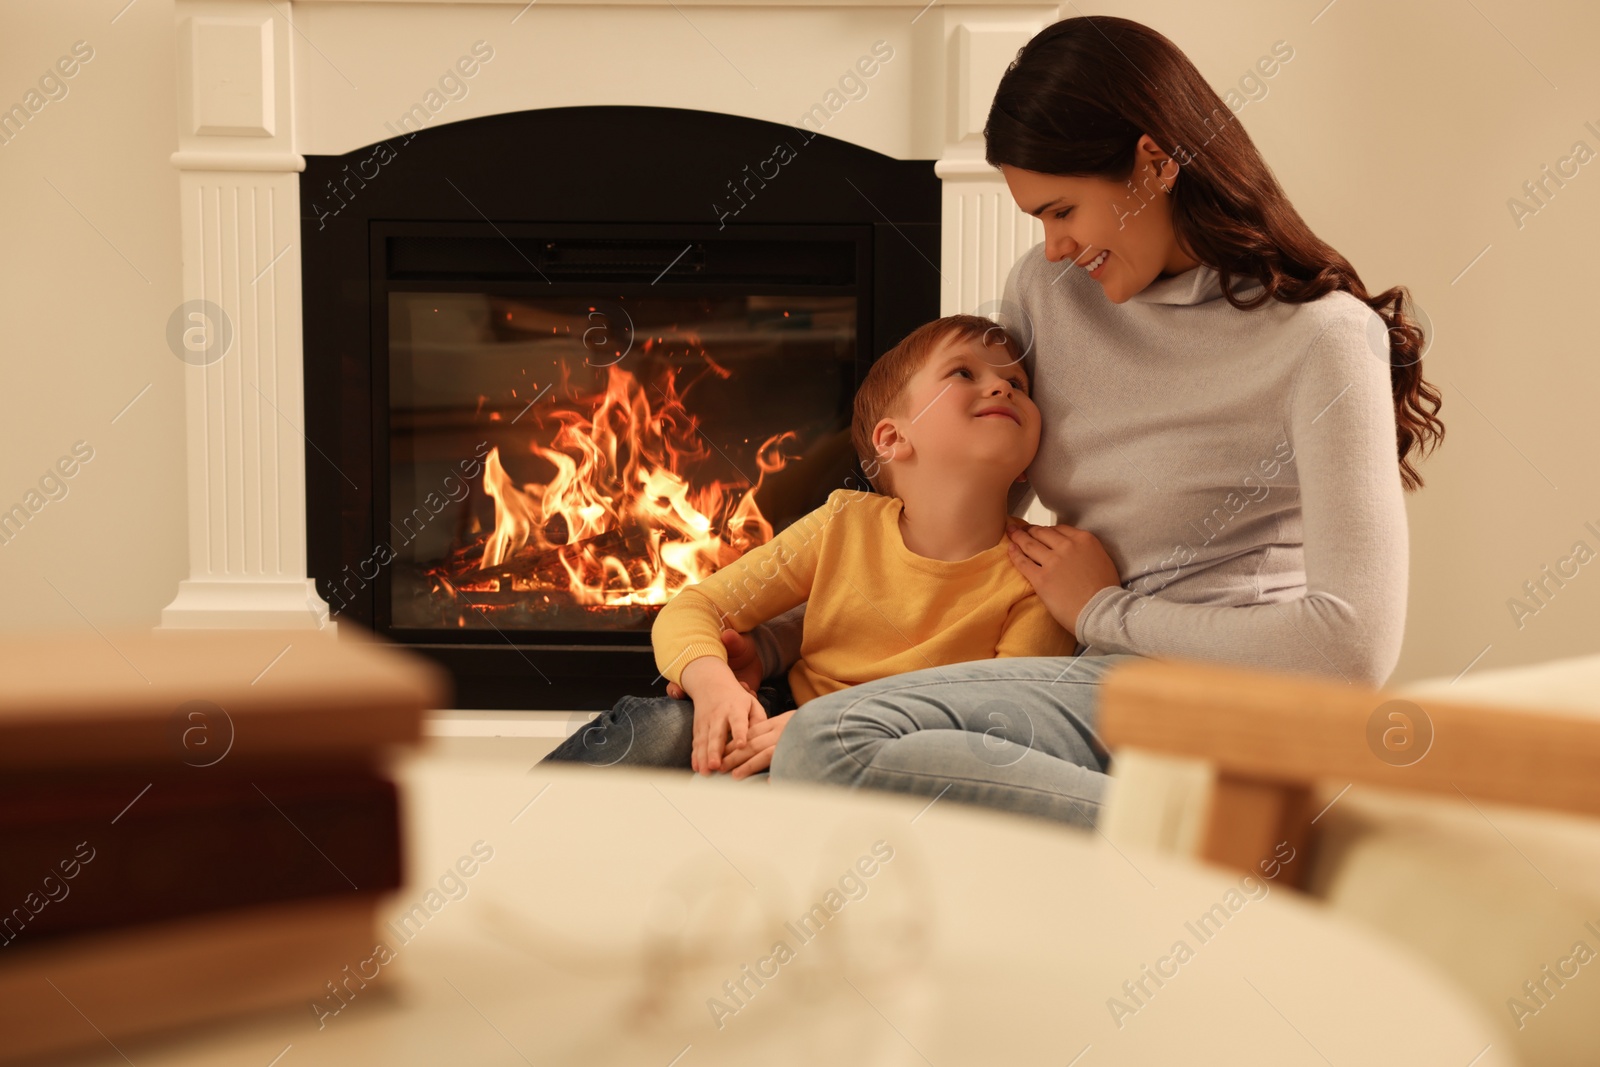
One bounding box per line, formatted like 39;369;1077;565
0;626;447;1063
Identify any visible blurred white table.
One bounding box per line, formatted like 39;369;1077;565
56;746;1512;1067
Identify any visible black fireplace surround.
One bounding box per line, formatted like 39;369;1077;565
301;105;940;709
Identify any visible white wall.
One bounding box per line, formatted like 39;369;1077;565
2;0;1596;687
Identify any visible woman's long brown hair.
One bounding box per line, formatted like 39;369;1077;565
985;15;1444;490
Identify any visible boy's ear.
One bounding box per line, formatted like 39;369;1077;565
870;417;910;465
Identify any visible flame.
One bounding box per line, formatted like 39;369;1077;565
473;363;795;608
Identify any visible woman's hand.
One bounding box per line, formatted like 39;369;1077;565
1006;521;1121;633
720;710;795;779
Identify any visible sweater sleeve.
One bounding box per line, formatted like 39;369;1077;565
1073;310;1410;687
651;495;834;689
995;591;1077;659
751;602;807;681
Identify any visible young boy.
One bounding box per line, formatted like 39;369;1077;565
541;314;1074;776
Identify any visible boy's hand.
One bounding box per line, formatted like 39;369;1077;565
721;710;795;779
681;657;765;775
667;627;763;700
691;686;767;775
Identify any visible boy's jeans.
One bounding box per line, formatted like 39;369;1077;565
541;673;797;769
769;650;1144;830
542;649;1142;830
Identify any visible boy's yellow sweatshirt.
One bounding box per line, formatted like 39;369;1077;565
652;488;1076;706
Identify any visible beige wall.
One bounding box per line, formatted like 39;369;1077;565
1138;0;1600;683
0;1;188;635
2;0;1595;686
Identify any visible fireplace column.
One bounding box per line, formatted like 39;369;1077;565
931;18;1049;319
932;13;1053;525
161;4;330;629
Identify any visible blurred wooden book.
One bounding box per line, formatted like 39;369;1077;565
0;770;400;945
0;627;442;769
0;626;445;1064
0;893;383;1064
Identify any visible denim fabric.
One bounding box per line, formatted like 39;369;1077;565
541;673;797;770
768;650;1145;830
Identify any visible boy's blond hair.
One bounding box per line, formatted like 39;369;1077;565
850;314;1027;494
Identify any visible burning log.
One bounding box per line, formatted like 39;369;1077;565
439;524;657;599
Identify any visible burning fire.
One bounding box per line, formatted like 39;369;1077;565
467;362;795;609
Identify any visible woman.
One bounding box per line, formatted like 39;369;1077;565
704;15;1445;828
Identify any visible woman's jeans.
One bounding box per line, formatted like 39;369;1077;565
542;649;1143;830
541;674;797;769
769;651;1143;830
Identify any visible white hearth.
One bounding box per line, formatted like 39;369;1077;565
161;0;1053;629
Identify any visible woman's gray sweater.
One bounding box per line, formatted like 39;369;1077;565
754;244;1410;688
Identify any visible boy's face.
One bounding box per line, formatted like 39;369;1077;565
873;331;1041;488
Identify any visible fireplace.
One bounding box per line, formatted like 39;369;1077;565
301;105;940;708
159;1;1053;714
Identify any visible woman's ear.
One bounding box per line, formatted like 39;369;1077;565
1136;133;1178;192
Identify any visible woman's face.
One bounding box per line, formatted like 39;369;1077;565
1000;137;1199;304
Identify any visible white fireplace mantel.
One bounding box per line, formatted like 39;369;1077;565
162;0;1053;629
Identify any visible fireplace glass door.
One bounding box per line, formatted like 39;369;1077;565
381;230;866;640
